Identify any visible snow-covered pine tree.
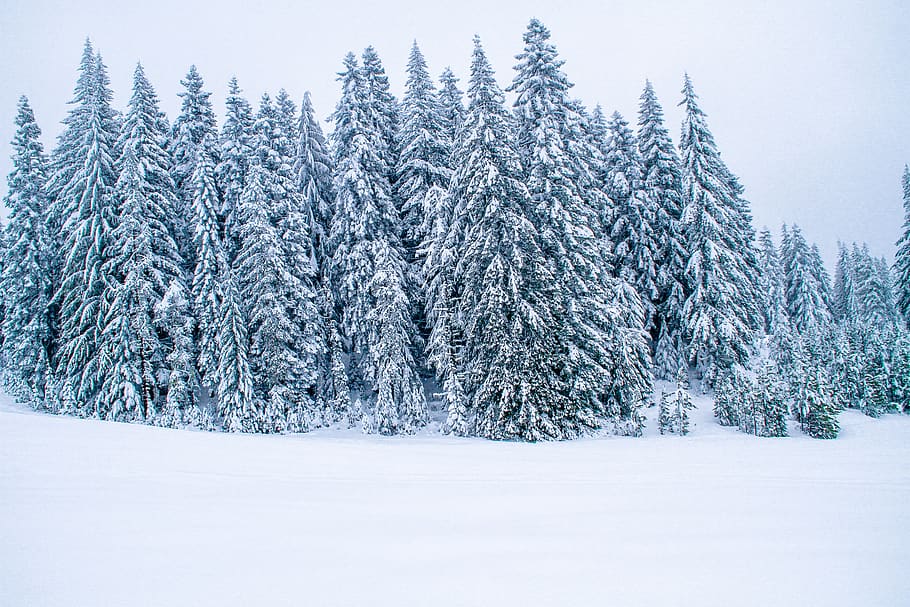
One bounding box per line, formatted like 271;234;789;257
97;64;190;422
781;224;831;334
895;166;910;322
604;111;660;329
638;80;688;379
853;243;896;326
713;372;741;427
361;46;400;181
49;42;120;414
234;94;322;433
0;97;54;408
678;74;760;386
757;227;789;335
396;41;451;259
888;331;910;412
330;53;426;434
275;89;299;148
295;91;352;425
808;243;834;318
170;65;219;266
216;265;256;432
510;19;650;438
659;368;694;435
755;362;788;437
800;365;839;439
447;37;570;441
438;67;465;146
217;77;254;260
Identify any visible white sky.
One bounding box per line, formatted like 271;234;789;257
1;0;907;268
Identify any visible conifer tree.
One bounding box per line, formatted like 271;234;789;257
170;65;219;264
49;42;120;414
216;266;256;431
330;53;426;434
799;366;839;439
396;41;452;258
638;80;688;378
832;242;857;322
604;110;659;327
755;362;788;437
678;74;760;385
714;370;743;427
509;19;649;437
448;37;570;440
895;166;910;321
438;67;465;146
97;64;189;422
757;227;789;335
781;224;831;333
1;97;54;407
217;77;254;260
659;368;694;435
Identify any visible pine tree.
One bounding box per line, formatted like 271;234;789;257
604;110;659;328
447;37;570;440
895;166;910;321
396;41;451;256
757;227;789;335
781;224;831;333
832;242;857;322
678;74;760;386
438;67;465;146
217;77;254;260
659;368;694;435
216;266;256;432
0;97;54;407
800;366;839;439
360;46;399;179
755;362;788;437
638;80;688;378
97;64;189;422
713;369;743;427
49;42;120;414
330;53;426;434
170;65;219;265
860;333;892;417
509;19;649;438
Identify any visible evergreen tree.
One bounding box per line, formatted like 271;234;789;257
659;368;694;435
755;362;788;437
49;42;120;414
799;366;839;439
360;46;399;180
330;53;427;434
678;74;760;385
638;80;688;378
97;64;189;422
832;242;857;322
604;110;659;328
217;77;254;260
396;41;451;256
0;96;54;407
714;369;743;427
781;224;831;333
448;37;570;440
170;65;219;265
895;166;910;321
757;227;789;335
438;67;465;146
216;266;256;432
509;19;649;438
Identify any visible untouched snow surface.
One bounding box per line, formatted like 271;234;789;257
2;393;909;607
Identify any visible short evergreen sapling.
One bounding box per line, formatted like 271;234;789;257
659;368;694;435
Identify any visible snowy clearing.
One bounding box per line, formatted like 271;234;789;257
2;394;909;607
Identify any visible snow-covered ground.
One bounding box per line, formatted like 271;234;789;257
2;392;909;607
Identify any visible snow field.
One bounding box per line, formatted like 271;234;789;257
1;395;909;606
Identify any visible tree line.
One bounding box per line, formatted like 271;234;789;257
1;19;908;440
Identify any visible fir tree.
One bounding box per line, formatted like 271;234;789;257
604;110;659;328
895;166;910;321
49;42;120;414
97;64;189;422
638;80;688;378
438;67;465;146
757;227;789;335
448;37;569;440
714;370;743;427
330;53;426;433
216;266;256;432
678;74;760;385
170;65;219;265
0;96;54;407
755;362;788;437
800;366;839;439
217;77;254;260
832;242;857;322
659;368;694;435
781;224;831;333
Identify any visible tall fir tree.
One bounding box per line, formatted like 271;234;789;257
895;166;910;321
757;227;789;335
781;224;831;333
438;67;465;146
217;77;254;260
97;64;190;422
638;80;688;379
48;42;120;414
832;242;857;322
170;65;219;265
508;19;649;438
678;74;760;385
330;53;427;434
1;97;54;407
448;37;570;440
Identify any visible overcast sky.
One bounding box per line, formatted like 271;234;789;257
1;0;907;268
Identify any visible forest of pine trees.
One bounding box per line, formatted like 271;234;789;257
1;23;908;441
